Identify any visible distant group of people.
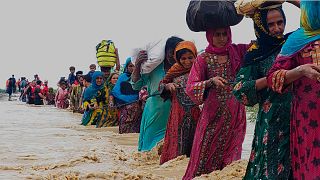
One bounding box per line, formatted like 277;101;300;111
5;1;320;179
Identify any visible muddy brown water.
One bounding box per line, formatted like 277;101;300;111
0;94;254;179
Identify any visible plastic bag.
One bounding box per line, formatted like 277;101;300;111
186;0;243;32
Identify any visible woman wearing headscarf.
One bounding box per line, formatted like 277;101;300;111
183;28;248;179
70;73;85;113
267;1;320;179
233;5;293;179
112;57;142;134
132;36;184;151
95;71;120;128
159;41;201;165
81;71;108;126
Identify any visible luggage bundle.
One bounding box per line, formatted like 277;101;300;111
186;0;244;32
234;0;285;17
96;40;117;67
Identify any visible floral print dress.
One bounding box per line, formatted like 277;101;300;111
233;51;292;180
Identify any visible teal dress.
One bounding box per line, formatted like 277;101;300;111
133;62;171;151
233;52;291;180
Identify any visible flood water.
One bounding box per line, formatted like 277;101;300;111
0;94;254;180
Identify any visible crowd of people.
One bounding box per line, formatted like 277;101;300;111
4;1;320;179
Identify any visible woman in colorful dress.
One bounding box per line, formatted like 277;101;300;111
70;74;84;113
98;71;120;128
267;1;320;179
159;41;200;165
112;57;142;134
132;36;184;151
183;28;248;179
82;71;117;127
233;6;293;179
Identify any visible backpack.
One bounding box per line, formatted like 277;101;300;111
96;40;117;67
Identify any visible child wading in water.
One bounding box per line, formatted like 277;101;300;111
55;81;69;109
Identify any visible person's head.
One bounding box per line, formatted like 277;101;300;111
252;6;286;41
76;71;83;80
36;80;42;86
89;64;96;72
206;28;231;48
49;87;54;93
12;75;14;78
31;80;36;86
124;57;135;74
300;0;320;32
60;82;67;90
266;8;285;37
100;66;111;79
78;75;84;85
174;41;197;69
44;80;48;86
83;74;92;87
69;66;75;73
164;36;184;69
109;73;119;85
34;74;38;79
92;71;104;86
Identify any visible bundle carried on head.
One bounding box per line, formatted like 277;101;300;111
186;0;244;32
234;0;285;17
96;40;117;68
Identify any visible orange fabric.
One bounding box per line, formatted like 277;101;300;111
162;41;197;84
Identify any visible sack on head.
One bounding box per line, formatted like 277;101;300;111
96;40;117;67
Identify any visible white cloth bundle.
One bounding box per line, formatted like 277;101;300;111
131;39;165;74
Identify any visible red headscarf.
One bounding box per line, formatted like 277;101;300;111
205;27;232;55
162;41;197;84
204;27;246;74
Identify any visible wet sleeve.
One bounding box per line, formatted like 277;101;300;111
233;65;259;107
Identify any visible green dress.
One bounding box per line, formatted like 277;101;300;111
70;85;84;113
132;62;171;151
233;52;291;180
81;86;118;127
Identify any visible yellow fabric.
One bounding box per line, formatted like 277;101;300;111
96;40;117;67
301;11;320;37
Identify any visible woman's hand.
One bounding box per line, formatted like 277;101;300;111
165;83;177;93
135;50;148;67
300;64;320;81
207;76;228;88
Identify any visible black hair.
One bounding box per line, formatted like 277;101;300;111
164;36;184;71
100;66;111;72
36;80;42;85
76;71;83;75
83;74;92;83
175;49;194;62
164;36;184;58
69;66;75;70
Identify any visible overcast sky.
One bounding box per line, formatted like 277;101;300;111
0;0;300;89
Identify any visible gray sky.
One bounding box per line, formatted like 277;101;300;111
0;0;300;89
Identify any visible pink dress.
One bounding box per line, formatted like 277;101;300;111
183;45;247;179
55;87;69;109
267;40;320;180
